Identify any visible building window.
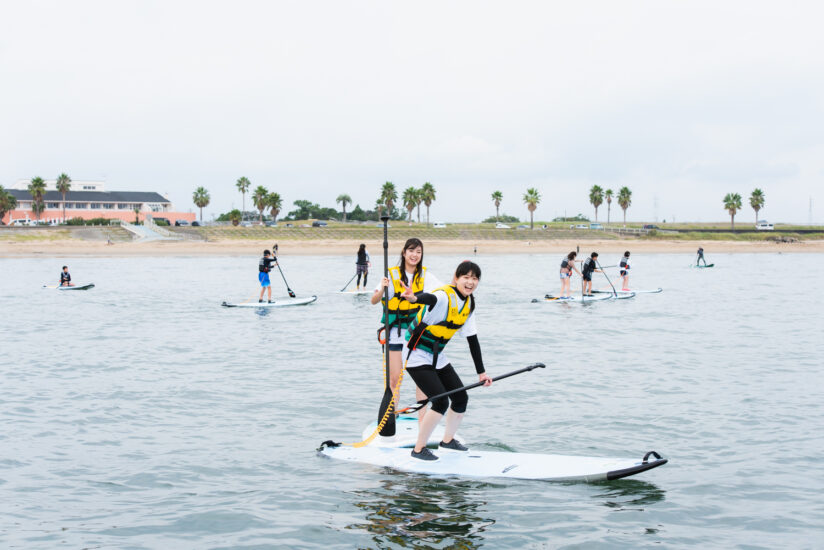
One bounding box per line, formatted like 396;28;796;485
82;185;96;190
104;203;114;209
48;202;60;208
90;203;101;209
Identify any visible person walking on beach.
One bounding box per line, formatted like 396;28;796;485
59;266;75;287
370;237;441;437
696;247;707;267
258;249;277;303
559;251;582;299
355;244;370;290
401;260;492;461
581;252;602;296
619;251;631;290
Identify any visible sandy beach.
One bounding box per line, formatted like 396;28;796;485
2;238;822;257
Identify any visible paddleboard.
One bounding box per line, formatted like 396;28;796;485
338;289;373;295
692;264;714;268
222;295;318;308
361;415;454;448
43;283;95;290
318;444;667;482
593;288;662;294
534;293;612;303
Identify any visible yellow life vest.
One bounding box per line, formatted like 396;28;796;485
381;266;427;332
406;284;474;357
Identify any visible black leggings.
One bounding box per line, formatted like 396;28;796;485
407;363;467;415
356;271;368;287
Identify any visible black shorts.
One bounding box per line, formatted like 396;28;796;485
582;274;592;282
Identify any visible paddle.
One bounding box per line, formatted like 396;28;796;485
340;272;357;292
395;363;546;414
596;259;618;296
272;243;296;298
376;214;395;435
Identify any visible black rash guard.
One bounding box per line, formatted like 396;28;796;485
60;271;71;284
259;256;276;273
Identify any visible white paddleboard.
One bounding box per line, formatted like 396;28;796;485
318;444;667;482
222;295;318;308
338;289;373;295
535;293;612;303
43;283;95;290
361;415;455;448
595;288;662;295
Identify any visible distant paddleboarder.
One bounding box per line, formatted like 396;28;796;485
59;266;75;287
258;249;277;303
581;252;602;296
355;244;370;290
559;251;582;299
619;251;631;290
696;247;707;267
401;260;491;461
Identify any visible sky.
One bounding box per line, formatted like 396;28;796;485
2;0;823;224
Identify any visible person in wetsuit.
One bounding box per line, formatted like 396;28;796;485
401;260;491;461
581;252;602;296
355;244;370;290
258;249;277;303
60;266;74;287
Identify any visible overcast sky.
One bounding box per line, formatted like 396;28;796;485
2;1;823;223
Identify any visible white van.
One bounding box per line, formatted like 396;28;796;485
433;222;447;228
755;220;774;231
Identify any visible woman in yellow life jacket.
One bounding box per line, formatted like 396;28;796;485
370;238;442;437
400;260;492;461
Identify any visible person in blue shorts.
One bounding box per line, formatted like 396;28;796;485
258;249;277;303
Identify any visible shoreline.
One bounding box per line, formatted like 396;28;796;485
2;238;823;257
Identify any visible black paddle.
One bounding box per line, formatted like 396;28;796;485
395;363;546;414
596;259;618;296
376;215;395;436
340;272;357;292
272;244;295;298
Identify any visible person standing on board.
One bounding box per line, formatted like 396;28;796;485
581;252;602;296
355;244;370;290
696;247;707;267
370;237;441;437
619;251;631;290
59;266;75;287
559;251;582;299
401;260;491;461
258;249;277;303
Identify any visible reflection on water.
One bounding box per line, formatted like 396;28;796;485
592;479;666;510
348;474;497;549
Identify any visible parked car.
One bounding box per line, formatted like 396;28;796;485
264;221;277;227
575;224;588;229
11;219;31;226
174;220;190;226
312;221;328;227
433;222;447;228
589;223;603;229
495;222;511;229
755;220;774;231
517;224;529;230
285;223;294;227
241;221;253;227
642;224;660;230
374;223;392;228
191;221;201;227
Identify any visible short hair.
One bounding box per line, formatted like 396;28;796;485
590;252;598;258
62;265;68;269
624;251;631;257
264;249;271;256
455;260;481;279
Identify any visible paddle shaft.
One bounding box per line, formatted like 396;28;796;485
272;245;295;297
340;272;358;292
381;214;391;392
400;363;546;413
596;259;617;295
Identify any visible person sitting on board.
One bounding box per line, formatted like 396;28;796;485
60;266;75;287
258;249;277;303
371;238;442;435
401;260;492;461
619;251;631;290
355;244;370;290
559;251;582;299
696;247;707;267
581;252;602;296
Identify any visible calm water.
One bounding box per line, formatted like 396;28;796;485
1;251;823;548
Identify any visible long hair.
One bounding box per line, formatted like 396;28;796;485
398;238;424;286
358;244;366;255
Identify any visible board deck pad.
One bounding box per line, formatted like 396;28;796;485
361;415;452;448
319;445;667;482
222;295;317;308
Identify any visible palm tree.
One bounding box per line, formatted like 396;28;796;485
267;192;282;223
192;187;210;222
252;185;268;224
28;177;47;222
55;173;71;223
380;182;397;217
415;188;423;222
402;187;418;224
336;194;352;222
617;187;632;227
589;185;604;222
420;182;436;226
228;209;242;226
750;189;765;226
0;185;18;223
236;177;251;221
133;206;140;224
522;188;541;229
491;191;503;222
605;189;613;225
723;192;743;230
